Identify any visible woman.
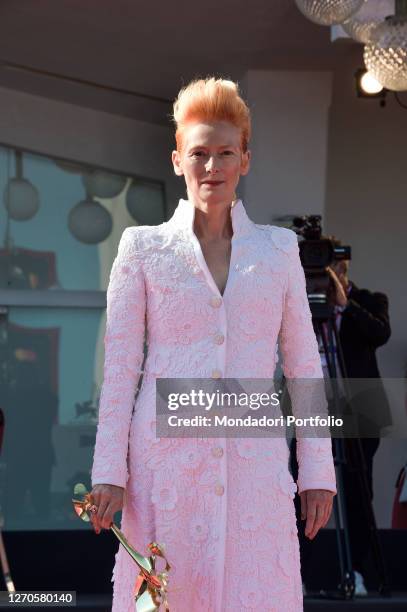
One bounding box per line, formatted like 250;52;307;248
90;77;337;611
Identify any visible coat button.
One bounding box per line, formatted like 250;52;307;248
211;369;222;379
209;296;222;308
211;446;224;458
214;333;225;345
214;484;225;496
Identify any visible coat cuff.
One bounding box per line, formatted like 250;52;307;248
296;479;337;495
91;466;129;489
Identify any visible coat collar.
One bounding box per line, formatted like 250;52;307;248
169;198;255;239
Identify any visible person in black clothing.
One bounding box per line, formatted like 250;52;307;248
291;255;392;595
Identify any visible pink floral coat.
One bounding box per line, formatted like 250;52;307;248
91;198;337;612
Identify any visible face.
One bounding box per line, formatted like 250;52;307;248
172;120;250;207
331;259;350;290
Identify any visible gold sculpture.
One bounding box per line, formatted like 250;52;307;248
72;483;171;611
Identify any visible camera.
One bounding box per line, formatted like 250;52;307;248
291;215;351;306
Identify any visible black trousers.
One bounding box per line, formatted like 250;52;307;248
290;436;380;582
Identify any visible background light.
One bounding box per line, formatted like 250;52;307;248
360;71;384;94
354;68;387;103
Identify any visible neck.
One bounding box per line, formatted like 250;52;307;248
189;195;235;241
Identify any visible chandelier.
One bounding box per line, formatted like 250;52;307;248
295;0;407;92
364;1;407;92
294;0;366;26
342;0;391;44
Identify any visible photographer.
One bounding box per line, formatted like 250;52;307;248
326;253;392;595
292;244;392;596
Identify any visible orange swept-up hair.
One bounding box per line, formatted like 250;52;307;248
172;77;251;153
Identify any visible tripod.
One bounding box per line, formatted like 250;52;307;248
311;301;390;599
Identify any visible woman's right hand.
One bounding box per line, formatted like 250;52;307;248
89;484;125;534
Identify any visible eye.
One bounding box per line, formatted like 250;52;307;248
191;151;204;158
222;150;234;156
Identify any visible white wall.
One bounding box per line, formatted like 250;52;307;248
240;70;333;223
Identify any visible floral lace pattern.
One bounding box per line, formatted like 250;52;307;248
91;198;337;611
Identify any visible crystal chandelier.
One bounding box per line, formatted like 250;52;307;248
295;0;366;26
364;0;407;91
342;0;392;44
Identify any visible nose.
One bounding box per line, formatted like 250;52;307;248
205;155;219;174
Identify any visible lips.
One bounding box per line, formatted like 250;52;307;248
201;181;224;185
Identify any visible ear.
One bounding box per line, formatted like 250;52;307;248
240;149;251;176
172;150;184;177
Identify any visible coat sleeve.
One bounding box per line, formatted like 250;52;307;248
278;229;337;495
345;292;391;348
91;227;146;489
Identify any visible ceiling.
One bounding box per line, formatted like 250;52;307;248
0;0;360;125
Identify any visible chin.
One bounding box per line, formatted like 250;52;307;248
199;190;234;205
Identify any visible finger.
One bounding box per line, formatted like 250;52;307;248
90;511;101;534
314;505;327;538
89;490;100;516
320;501;330;528
91;519;101;535
307;504;323;539
306;510;318;539
99;496;120;530
100;502;116;530
319;506;328;530
319;502;331;531
96;498;109;530
323;500;333;527
90;489;102;507
305;499;317;537
89;505;101;534
300;493;307;521
323;501;332;527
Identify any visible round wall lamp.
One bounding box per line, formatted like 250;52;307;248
126;181;164;226
81;170;127;199
68;197;113;244
4;151;40;221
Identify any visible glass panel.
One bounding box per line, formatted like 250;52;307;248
0;307;146;531
0;144;166;291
